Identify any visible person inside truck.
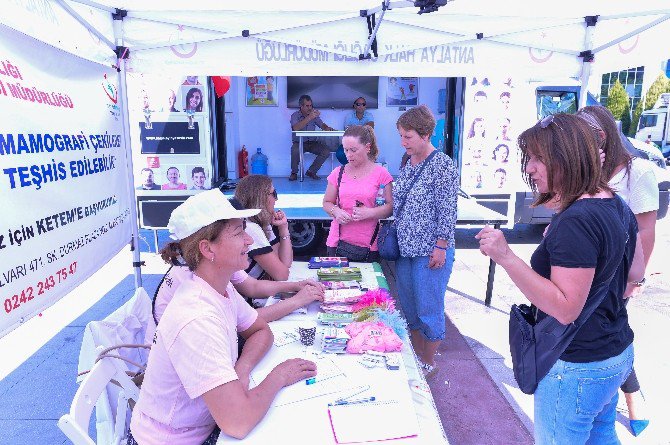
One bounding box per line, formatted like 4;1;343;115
288;94;336;181
128;190;317;444
344;97;374;129
477;113;643;444
577;105;658;436
234;175;295;284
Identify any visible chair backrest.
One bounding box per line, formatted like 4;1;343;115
59;358;139;445
74;287;155;445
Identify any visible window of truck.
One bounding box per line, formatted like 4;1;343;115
536;90;577;118
638;114;658;130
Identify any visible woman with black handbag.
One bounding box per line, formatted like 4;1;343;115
392;105;459;378
476;113;644;444
322;125;393;262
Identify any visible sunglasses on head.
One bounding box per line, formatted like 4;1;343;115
355;102;366;106
538;114;555;129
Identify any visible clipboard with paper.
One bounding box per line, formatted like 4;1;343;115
327;398;419;444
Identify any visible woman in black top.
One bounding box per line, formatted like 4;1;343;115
476;113;644;444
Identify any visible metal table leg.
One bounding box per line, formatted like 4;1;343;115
299;137;305;182
484;223;500;307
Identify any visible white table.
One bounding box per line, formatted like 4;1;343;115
293;130;345;181
216;262;448;444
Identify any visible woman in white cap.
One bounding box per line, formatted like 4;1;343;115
128;190;317;444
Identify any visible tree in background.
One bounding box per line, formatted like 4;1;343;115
607;80;631;135
644;73;670;110
630;97;644;136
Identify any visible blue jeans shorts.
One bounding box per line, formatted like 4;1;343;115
395;248;455;342
534;343;634;445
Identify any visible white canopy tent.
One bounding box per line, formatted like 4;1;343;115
4;1;669;81
1;1;668;328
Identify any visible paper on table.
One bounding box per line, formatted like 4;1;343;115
328;399;419;444
250;356;356;407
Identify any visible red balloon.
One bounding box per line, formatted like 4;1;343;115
212;76;231;98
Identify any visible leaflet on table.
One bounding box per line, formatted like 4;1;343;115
250;354;354;407
323;288;364;304
317;267;363;282
308;257;349;269
321;280;361;290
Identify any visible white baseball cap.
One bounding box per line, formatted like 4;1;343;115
168;189;260;240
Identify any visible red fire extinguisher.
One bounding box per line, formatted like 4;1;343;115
238;145;249;178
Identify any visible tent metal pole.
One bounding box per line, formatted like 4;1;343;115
591;13;670;54
579;17;597;109
112;13;143;289
65;0;117;13
118;65;143;289
128;12;358;52
361;0;390;59
55;0;115;51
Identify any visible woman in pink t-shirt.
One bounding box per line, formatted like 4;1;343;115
322;125;393;262
128;190;316;445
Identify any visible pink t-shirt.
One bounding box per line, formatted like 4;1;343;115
154;266;248;324
326;165;393;250
131;274;258;445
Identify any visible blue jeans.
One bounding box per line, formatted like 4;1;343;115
534;344;634;445
395;249;455;341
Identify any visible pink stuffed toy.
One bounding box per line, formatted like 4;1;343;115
345;321;403;354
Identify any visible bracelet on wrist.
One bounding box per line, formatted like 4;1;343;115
279;235;291;240
434;245;448;251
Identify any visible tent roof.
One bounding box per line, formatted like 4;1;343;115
2;1;669;78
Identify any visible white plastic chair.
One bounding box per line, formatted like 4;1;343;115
73;287;156;444
59;357;140;445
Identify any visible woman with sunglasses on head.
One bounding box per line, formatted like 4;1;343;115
477;113;644;444
153;198;323;326
344;97;374;129
577;105;658;436
234;175;293;282
128;190;316;445
323;125;392;262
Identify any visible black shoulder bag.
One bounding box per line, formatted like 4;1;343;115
509;201;634;394
333;166;380;262
378;150;437;261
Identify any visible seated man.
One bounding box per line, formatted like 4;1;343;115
289;94;335;181
344;97;374;129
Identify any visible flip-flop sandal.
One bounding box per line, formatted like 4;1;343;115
421;362;439;379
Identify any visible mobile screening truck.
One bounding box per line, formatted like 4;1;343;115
635;93;670;160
